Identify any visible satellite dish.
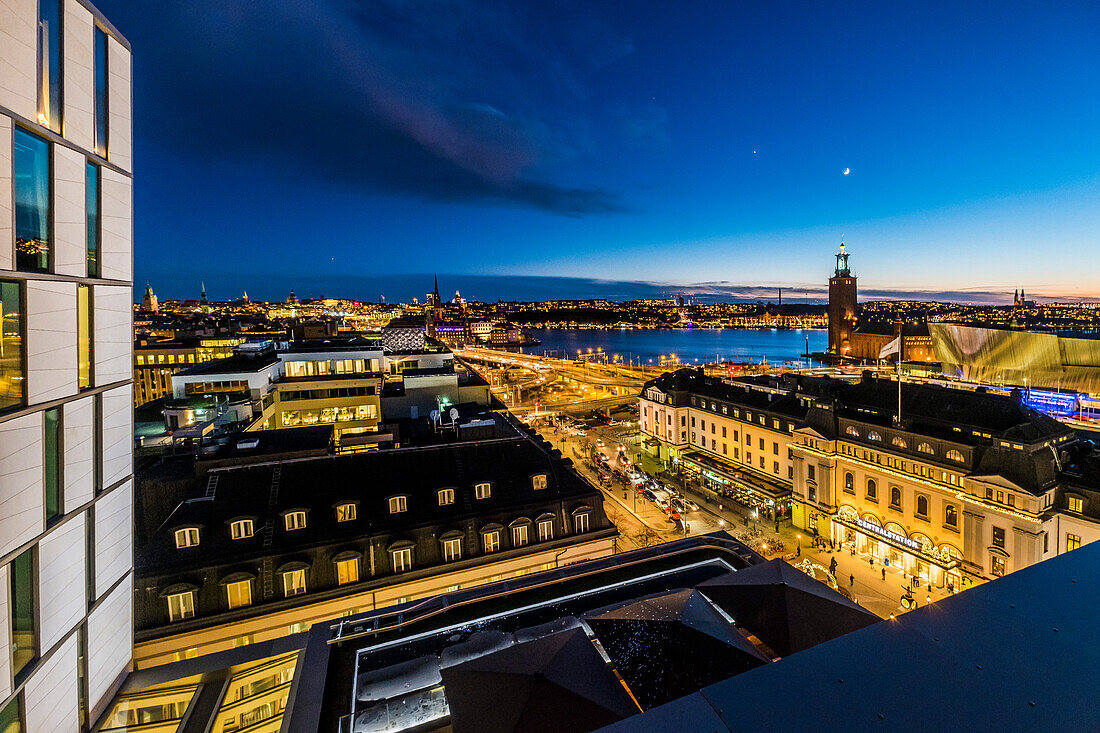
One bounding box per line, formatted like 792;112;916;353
449;408;459;421
430;409;440;422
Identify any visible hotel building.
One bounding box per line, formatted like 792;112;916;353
0;0;133;730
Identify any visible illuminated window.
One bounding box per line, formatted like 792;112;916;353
336;503;357;522
37;0;62;132
991;555;1005;577
226;580;252;609
475;482;491;500
438;488;455;506
574;512;590;533
532;474;548;490
175;527;199;548
391;547;412;573
336;557;360;584
890;486;902;509
512;524;528;547
166;591;194;621
845;426;860;437
282;569;307;597
945;505;958;528
917;443;934;455
443;537;462;562
992;526;1005;549
844;472;854;494
1068;496;1083;513
538;519;554;542
867;431;881;442
946;449;964;462
1067;534;1081;552
483;531;500;553
229;519;253;540
284;511;307;530
388;496;407;514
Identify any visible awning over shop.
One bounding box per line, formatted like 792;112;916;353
679;450;790;502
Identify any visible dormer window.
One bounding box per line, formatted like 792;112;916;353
175;528;200;548
946;449;964;462
438;488;455;506
284;511;307;531
475;482;491;500
845;426;860;437
917;443;935;455
336;503;357;522
531;474;547;491
229;519;254;540
388;496;407;514
891;436;908;449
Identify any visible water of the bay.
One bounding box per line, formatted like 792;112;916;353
521;328;828;367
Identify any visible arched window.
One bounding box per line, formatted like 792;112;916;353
946;449;964;462
867;431;882;442
945;504;958;528
891;436;908;449
890;486;902;509
866;479;877;500
175;527;200;548
838;505;859;523
845;426;860;437
917;443;934;455
916;495;929;518
844;472;854;493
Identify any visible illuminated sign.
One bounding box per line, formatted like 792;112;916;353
1022;389;1079;418
852;517;922;552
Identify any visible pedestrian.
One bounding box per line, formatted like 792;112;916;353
881;567;886;581
743;515;748;527
849;574;855;588
775;522;780;533
869;557;874;568
796;545;801;556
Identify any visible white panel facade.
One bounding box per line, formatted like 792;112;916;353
100;384;132;489
106;37;131;172
0;117;10;271
24;629;79;733
53;145;88;277
88;577;132;707
0;564;10;700
0;412;44;558
94;478;130;598
100;168;132;281
63;396;94;512
63;0;95;152
26;279;78;403
0;0;37;120
39;513;87;650
93;283;131;384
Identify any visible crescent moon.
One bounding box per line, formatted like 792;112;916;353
843;168;851;175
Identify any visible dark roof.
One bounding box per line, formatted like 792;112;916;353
173;351;280;376
140;435;599;572
599;540;1100;733
644;369;807;421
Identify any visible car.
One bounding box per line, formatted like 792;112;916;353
595;438;605;448
655;498;670;511
642;489;657;502
683;498;700;511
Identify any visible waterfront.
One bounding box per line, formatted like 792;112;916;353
522;327;828;367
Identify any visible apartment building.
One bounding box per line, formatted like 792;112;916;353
0;1;133;730
132;336;240;406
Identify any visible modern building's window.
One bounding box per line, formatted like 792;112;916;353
945;505;958;528
483;531;500;553
474;482;491;500
442;537;462;562
93;393;103;492
43;406;63;524
10;547;37;682
37;0;63;132
167;591;195;621
532;474;547;491
93;26;108;156
992;526;1005;549
1068;496;1084;513
0;693;24;733
388;496;407;514
512;524;528;547
85;163;100;276
336;502;357;522
15;127;52;272
78;285;93;388
77;624;89;728
843;472;854;494
391;548;412;573
1067;534;1082;552
284;511;307;530
226;580;252;609
229;519;253;540
174;527;199;548
438;488;454;506
336;558;359;584
282;570;307;597
890;487;902;510
574;513;590;533
538;519;554;542
866;479;877;502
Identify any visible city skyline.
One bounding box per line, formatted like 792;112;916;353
91;0;1100;300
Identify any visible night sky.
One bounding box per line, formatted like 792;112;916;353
95;0;1100;303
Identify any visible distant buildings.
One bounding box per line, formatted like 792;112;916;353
0;1;134;728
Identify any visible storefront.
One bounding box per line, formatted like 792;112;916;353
831;506;963;590
678;450;792;521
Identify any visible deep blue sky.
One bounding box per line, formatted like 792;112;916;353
96;0;1100;303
